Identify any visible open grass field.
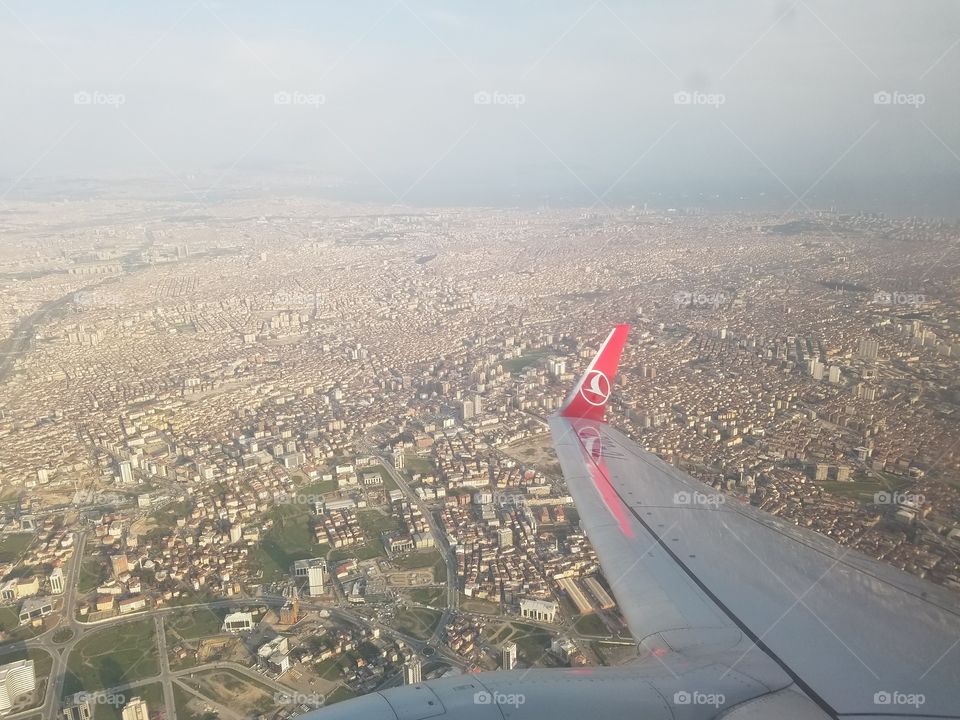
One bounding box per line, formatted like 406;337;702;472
249;500;330;582
815;472;912;503
459;594;501;615
0;606;20;634
62;619;159;696
0;533;33;564
391;607;442;641
166;607;225;641
403;455;435;477
503;349;553;374
392;548;442;571
77;556;109;594
408;587;445;606
573;612;609;636
358;510;403;535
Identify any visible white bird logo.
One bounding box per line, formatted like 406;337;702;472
579;369;611;406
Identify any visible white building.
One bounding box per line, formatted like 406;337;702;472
0;659;35;714
222;611;254;633
121;697;149;720
405;659;422;685
502;642;517;670
293;558;326;596
49;568;64;595
519;598;558;623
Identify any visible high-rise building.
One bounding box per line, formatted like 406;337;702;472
547;357;566;378
121;697;149;720
473;394;483;415
405;659;422;685
118;460;133;484
807;358;824;380
0;659;35;714
307;565;325;596
460;399;474;421
393;447;404;470
497;527;513;548
814;464;829;482
49;567;64;594
828;366;841;383
502;641;517;670
857;338;880;361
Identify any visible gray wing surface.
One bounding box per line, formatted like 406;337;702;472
550;414;960;718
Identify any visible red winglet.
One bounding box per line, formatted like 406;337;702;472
558;324;630;422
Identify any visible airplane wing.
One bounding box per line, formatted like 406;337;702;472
550;324;960;718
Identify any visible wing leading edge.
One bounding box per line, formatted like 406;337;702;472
550;326;960;718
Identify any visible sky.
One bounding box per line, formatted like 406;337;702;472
1;0;958;213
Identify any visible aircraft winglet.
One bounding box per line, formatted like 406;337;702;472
558;324;630;422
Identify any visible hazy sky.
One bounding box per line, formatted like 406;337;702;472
1;1;958;212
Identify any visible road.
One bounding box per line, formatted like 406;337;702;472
361;442;461;649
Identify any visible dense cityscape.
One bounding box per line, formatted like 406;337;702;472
0;193;956;719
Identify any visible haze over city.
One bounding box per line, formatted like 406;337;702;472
0;3;958;720
1;1;960;212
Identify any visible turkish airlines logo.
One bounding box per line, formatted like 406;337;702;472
579;369;611;406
